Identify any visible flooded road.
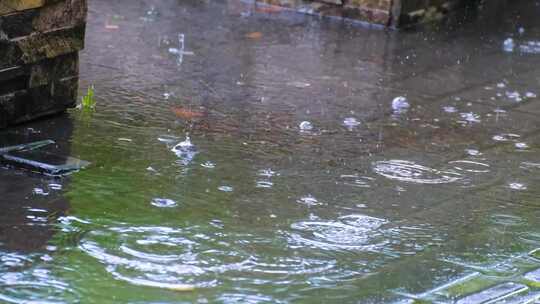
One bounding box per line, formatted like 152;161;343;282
2;0;540;302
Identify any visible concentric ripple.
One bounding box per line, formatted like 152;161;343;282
288;214;389;251
373;160;462;184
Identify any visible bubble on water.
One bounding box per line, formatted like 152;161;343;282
508;182;527;191
163;92;171;100
151;198;178;208
218;186;234;192
443;106;458;113
343;117;361;130
492;133;521;142
515;142;529;150
373;160;462;184
297;195;321;206
497;82;507;88
503;38;515;52
392;96;410;114
299;121;313;131
201;161;215;169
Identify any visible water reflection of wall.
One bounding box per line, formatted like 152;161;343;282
0;115;74;252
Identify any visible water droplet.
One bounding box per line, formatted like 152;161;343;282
151;198;178;208
299;121;313;131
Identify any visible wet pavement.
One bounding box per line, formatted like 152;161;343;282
2;0;540;303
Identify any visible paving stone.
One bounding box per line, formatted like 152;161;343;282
455;282;528;304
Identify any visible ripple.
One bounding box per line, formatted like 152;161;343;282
151;198;178;208
373;160;462;184
288;214;388;251
340;174;375;188
508;182;527;191
218;186;234;192
449;160;491;173
490;214;525;226
296;195;321;206
492;133;521;142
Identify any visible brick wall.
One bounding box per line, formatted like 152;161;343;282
255;0;469;27
0;0;86;128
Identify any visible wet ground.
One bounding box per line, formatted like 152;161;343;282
2;0;540;303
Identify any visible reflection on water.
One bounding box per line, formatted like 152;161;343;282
2;0;540;302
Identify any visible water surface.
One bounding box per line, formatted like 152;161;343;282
2;0;540;303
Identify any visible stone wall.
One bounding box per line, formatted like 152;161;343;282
255;0;471;27
0;0;86;128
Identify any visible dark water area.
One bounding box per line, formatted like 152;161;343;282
2;0;540;303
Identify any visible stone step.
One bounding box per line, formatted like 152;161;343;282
0;0;86;40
